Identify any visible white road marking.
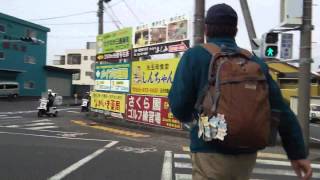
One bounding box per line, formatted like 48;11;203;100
31;119;51;123
4;125;20;128
174;154;191;159
0;131;112;142
161;151;173;180
24;126;58;130
311;124;320;128
48;141;118;180
0;115;7;117
0;108;79;115
257;152;287;159
256;159;320;169
311;137;320;142
174;162;192;169
67;111;80;114
175;174;192;180
0;116;23;119
253;168;320;178
24;122;55;127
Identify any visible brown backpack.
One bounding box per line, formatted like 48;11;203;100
195;43;272;149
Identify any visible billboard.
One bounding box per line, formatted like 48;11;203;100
126;95;182;129
97;27;133;54
91;92;126;113
131;58;179;96
96;50;132;63
133;16;188;48
133;40;189;58
95;63;130;93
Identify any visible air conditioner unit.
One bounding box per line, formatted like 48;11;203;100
280;0;303;27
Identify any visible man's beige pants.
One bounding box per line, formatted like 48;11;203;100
191;152;257;180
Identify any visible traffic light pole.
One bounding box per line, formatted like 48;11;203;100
239;0;258;50
298;0;313;153
193;0;205;45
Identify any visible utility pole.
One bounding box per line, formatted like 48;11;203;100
298;0;313;153
98;0;104;35
193;0;205;45
239;0;258;50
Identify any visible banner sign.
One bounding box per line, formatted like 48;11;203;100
95;63;130;92
91;92;126;113
133;40;189;58
133;16;188;48
126;95;182;129
97;27;133;54
96;50;132;63
131;58;179;96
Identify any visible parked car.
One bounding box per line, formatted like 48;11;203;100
310;104;320;122
0;81;19;98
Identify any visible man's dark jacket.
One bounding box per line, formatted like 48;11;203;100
168;37;307;160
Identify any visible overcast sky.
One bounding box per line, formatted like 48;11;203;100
1;0;319;69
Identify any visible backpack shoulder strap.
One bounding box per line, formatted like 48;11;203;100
201;43;221;56
238;48;253;59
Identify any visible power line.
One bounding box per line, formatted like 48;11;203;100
105;3;123;29
122;0;142;24
40;21;119;26
29;11;96;21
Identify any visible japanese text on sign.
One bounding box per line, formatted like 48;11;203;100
131;58;179;96
91;92;126;113
126;95;181;129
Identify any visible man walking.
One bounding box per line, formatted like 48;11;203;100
168;3;312;180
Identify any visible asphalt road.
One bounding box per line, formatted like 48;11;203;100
0;99;320;180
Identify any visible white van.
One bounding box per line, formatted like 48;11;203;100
0;82;19;98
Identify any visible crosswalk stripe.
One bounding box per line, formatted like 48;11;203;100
161;151;173;180
0;115;7;117
174;154;191;159
253;168;320;178
175;174;192;180
24;122;55;127
4;125;20;128
0;116;22;119
25;126;58;130
174;162;192;169
67;111;80;114
257;152;287;159
256;159;320;169
31;119;51;123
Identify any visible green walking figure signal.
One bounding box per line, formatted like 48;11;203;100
267;47;274;56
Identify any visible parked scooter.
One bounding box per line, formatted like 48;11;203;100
37;98;58;117
81;98;90;112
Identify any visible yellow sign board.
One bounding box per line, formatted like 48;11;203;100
91;92;126;113
131;58;179;96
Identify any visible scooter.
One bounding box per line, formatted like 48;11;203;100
37;98;58;117
81;98;90;112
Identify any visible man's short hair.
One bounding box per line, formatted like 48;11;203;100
206;24;237;38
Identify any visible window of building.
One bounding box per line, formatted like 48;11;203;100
0;52;4;60
24;81;35;89
0;24;5;33
67;54;81;64
24;55;36;64
85;71;93;76
84;56;88;60
72;71;81;80
90;56;96;61
0;85;4;89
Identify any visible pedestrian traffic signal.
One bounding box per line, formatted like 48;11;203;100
265;46;278;57
262;32;279;58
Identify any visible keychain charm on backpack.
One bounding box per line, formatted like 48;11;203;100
209;113;227;141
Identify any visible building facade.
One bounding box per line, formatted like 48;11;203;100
53;42;96;96
0;12;74;97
